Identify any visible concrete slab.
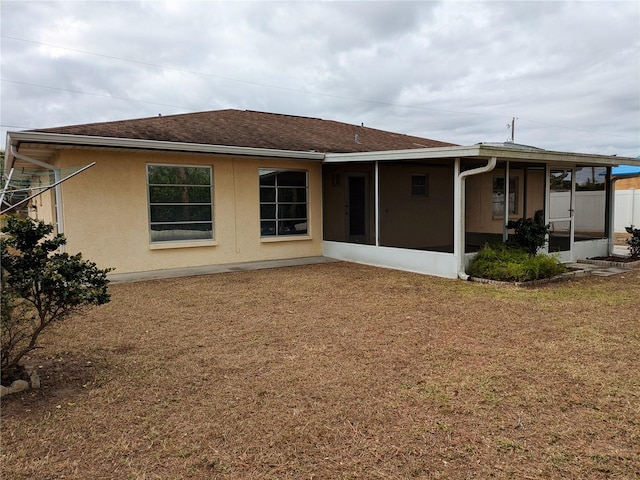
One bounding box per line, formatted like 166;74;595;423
591;270;622;277
108;256;338;284
567;263;599;271
567;261;631;278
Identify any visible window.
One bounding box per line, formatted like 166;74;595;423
411;174;428;197
492;176;518;217
259;169;308;237
147;164;213;242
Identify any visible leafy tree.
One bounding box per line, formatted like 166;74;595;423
1;216;111;385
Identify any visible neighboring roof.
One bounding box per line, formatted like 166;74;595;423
29;109;456;153
476;141;543;150
612;165;640;176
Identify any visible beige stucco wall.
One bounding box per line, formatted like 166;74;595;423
465;169;545;234
322;162;454;249
378;164;454;249
54;149;323;274
322;163;376;243
30;182;57;226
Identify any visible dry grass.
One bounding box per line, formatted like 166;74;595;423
2;262;639;479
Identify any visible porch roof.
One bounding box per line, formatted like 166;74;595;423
324;142;640;167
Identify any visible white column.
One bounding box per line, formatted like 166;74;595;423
375;160;380;246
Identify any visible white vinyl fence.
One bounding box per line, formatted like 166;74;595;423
550;189;640;233
615;189;640;232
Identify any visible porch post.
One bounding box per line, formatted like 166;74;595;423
453;158;463;275
375;160;380;246
606;167;615;255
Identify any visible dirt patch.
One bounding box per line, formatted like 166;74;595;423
2;263;639;479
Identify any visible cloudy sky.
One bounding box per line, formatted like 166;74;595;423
1;1;639;157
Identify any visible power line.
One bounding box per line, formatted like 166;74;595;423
1;35;514;118
1;34;638;142
1;79;189;110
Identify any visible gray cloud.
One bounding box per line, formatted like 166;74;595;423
1;0;638;157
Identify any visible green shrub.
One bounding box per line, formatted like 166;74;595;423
506;217;550;255
625;225;640;258
1;216;112;385
468;243;566;282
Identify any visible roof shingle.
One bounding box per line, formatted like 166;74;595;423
31;109;456;153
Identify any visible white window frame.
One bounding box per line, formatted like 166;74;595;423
492;176;518;218
259;168;309;238
146;164;214;244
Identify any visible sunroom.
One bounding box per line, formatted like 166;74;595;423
322;143;620;279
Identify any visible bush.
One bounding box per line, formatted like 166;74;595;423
506;217;550;256
625;225;640;258
468;243;566;282
1;216;111;385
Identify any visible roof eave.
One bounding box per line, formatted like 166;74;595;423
324;144;640;166
6;131;638;168
5;131;327;164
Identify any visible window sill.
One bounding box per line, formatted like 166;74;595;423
492;215;520;220
150;240;217;250
261;235;312;243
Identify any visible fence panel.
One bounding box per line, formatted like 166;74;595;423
615;189;640;231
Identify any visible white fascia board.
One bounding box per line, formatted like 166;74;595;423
6;131;326;162
324;144;639;166
476;145;639;166
323;145;479;163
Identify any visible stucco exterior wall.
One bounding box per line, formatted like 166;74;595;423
30;181;57;227
465;168;545;234
322;163;376;244
378;164;454;249
55;149;323;274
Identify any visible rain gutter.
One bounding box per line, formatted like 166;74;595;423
325;144;638;166
6;132;327;161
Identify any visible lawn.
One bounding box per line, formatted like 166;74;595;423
2;262;639;479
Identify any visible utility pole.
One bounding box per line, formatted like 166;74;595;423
510;117;515;143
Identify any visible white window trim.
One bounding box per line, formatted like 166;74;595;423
492;175;519;218
146;163;214;245
259;168;309;238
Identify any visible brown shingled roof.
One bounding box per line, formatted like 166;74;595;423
31;109;456;153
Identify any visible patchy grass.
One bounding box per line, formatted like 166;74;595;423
2;262;639;479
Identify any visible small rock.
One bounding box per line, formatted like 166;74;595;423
30;371;41;389
8;379;29;394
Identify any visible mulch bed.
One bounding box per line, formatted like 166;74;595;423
590;255;638;263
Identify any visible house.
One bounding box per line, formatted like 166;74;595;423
4;109;640;279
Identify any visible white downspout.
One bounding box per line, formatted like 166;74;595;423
9;145;65;247
503;161;510;242
455;156;498;279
